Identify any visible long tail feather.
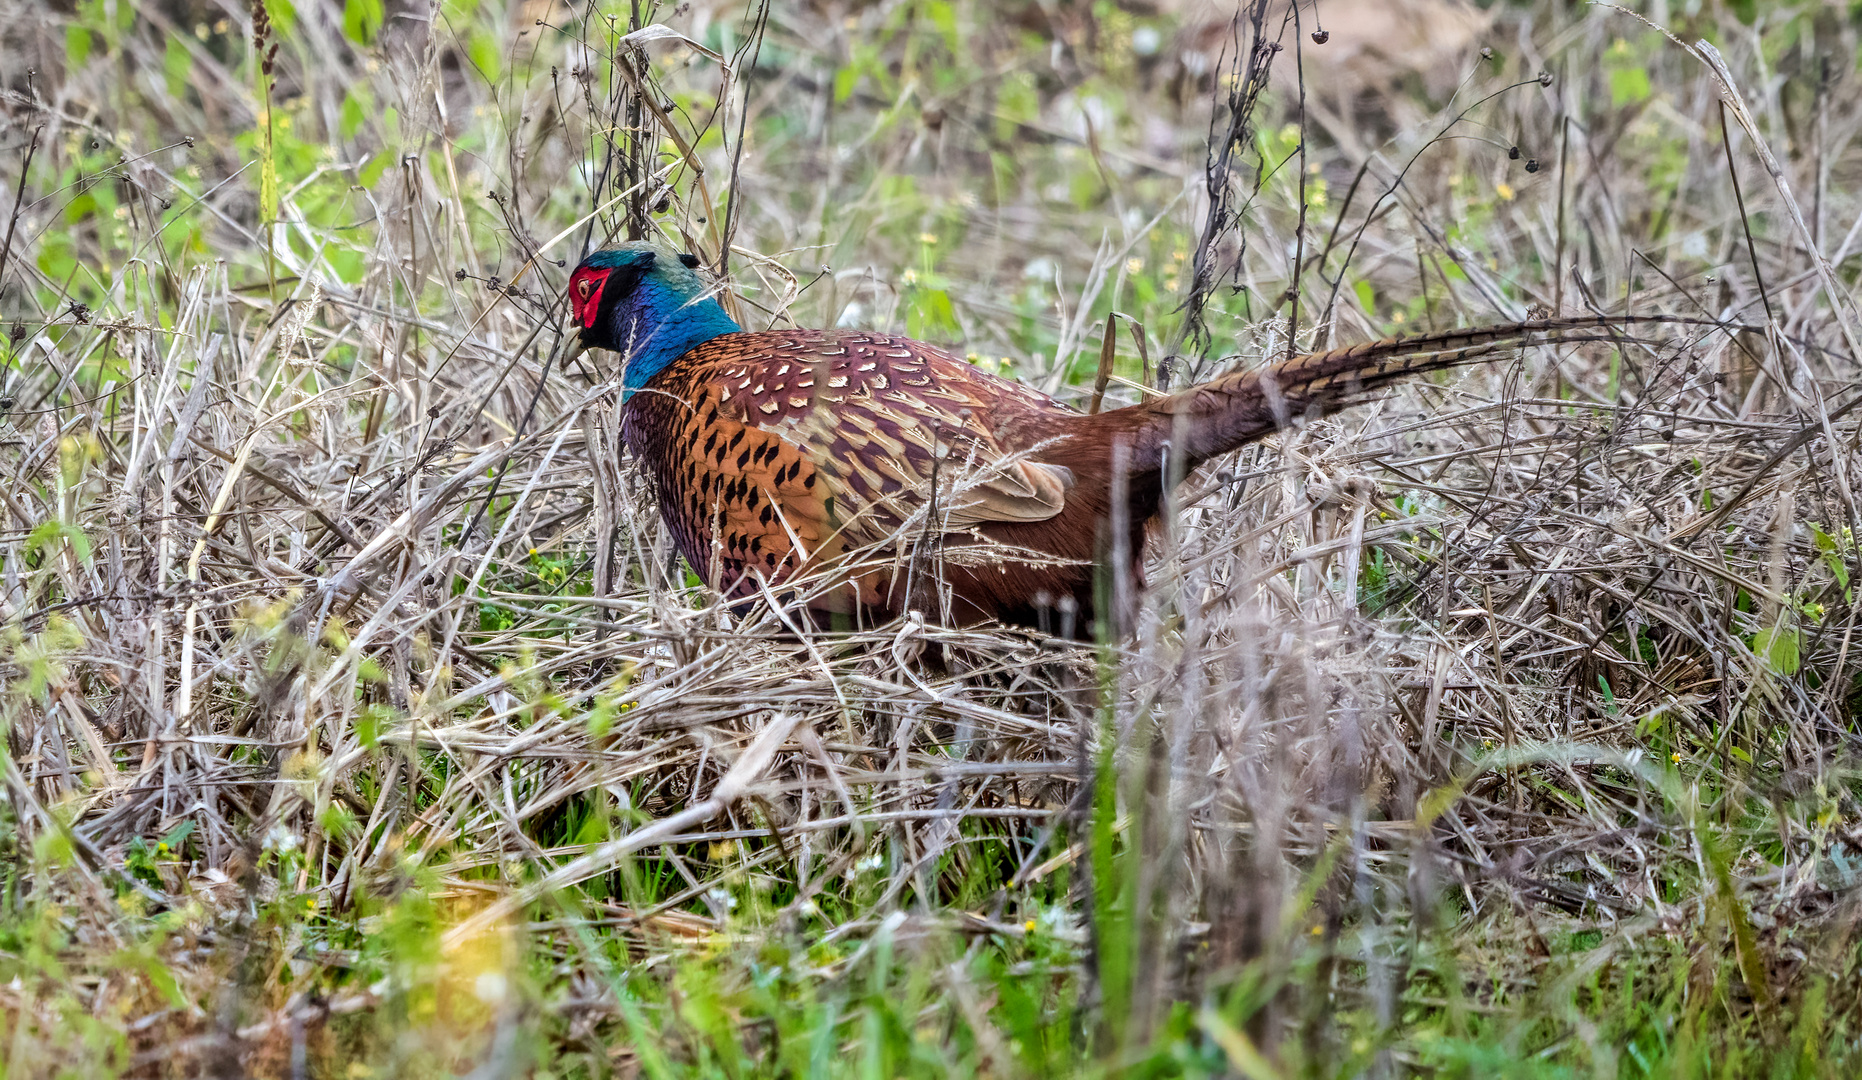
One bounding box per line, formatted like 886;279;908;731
1133;314;1719;470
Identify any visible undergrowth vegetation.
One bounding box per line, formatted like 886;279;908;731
2;0;1862;1075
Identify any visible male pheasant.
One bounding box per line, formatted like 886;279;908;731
568;242;1668;631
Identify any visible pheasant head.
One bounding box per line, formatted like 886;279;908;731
567;242;741;390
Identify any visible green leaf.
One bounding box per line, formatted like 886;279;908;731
161;821;197;851
355;704;392;751
266;0;298;34
344;0;383;60
340;89;368;140
319;803;357;839
996;70;1038;140
1812;524;1850;589
345;0;385;53
164;37;194;99
1089;713;1129;1048
465;29;501;81
587;697;615;740
925;0;959;53
906;287;958;340
10;616;84;697
65;190;97;225
34;826;74;869
66;26;92;68
357;151;390;189
1752;626;1801;676
24;520;91;565
1353;279;1375;313
1414;774;1472;830
1608;65;1652;106
130;947;188;1008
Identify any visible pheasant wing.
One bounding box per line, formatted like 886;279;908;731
628;330;1073;606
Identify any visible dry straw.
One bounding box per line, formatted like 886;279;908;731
0;0;1858;1057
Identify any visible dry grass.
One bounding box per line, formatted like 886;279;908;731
2;0;1862;1074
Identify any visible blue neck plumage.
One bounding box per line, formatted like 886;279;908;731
615;281;741;394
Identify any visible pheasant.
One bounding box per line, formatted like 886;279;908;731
568;242;1676;632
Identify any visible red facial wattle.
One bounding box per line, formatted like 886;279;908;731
569;268;609;329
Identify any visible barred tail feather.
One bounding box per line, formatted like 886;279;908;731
1135;314;1703;471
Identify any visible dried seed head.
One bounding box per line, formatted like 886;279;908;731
1524;159;1541;173
1311;29;1329;45
1508;146;1521;160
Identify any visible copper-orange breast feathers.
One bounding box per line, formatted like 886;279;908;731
621;329;1081;610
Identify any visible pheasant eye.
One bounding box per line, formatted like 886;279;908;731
576;279;592;299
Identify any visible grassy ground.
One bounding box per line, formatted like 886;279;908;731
2;0;1862;1075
